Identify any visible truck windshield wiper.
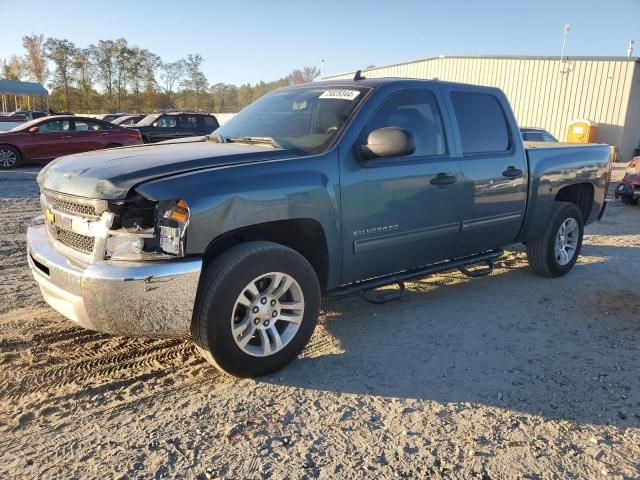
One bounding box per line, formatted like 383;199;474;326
226;136;283;149
206;133;225;144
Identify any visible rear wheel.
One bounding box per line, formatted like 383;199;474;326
192;241;320;377
526;202;584;277
0;145;21;169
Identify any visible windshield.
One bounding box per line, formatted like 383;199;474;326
215;86;370;154
135;113;162;126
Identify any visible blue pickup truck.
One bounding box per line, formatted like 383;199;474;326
28;77;611;377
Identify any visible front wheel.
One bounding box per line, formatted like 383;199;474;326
0;145;21;169
526;202;584;277
192;241;320;377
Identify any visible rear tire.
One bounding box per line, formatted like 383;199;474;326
526;202;584;278
621;196;639;205
0;145;21;169
192;241;320;377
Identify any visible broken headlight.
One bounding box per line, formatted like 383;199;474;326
105;197;190;261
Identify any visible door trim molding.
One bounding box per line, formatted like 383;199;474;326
354;222;460;254
461;211;522;232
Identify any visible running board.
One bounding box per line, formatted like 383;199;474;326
327;249;504;300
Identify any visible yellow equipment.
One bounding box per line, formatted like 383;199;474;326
567;119;598;144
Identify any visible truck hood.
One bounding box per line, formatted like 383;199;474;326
38;139;290;200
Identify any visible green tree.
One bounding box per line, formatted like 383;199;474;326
44;38;77;111
181;54;208;109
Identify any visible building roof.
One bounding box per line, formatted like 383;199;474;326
0;80;48;96
324;54;640;79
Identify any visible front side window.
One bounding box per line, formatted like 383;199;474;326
451;92;510;154
38;119;71;132
156;115;177;128
364;89;447;157
215;86;370;154
522;131;543;142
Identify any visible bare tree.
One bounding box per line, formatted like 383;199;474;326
22;34;48;84
181;54;208;109
73;48;94;112
160;60;185;107
44;38;77;111
289;66;320;85
1;55;25;80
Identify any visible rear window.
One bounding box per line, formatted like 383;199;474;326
451;92;510;154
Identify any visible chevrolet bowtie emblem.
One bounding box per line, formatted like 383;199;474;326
44;208;55;225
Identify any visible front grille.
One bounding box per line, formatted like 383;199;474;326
54;227;95;254
47;196;97;217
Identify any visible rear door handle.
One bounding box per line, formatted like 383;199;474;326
430;173;457;188
58;135;73;139
100;132;110;136
502;166;523;179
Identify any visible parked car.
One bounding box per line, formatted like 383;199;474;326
0;115;143;169
28;78;610;377
520;127;558;142
614;156;640;205
99;113;134;123
10;110;48;121
112;114;146;126
128;112;219;143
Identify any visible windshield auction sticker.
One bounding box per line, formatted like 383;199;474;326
319;89;361;101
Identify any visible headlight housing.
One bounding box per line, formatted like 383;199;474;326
105;196;190;261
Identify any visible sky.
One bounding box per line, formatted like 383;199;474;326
1;0;638;85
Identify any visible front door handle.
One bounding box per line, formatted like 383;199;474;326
100;132;110;136
430;173;457;188
58;135;73;139
502;166;523;179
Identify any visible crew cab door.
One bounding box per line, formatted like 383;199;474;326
340;87;462;284
443;87;527;256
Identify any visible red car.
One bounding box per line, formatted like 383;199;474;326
0;115;143;169
615;156;640;205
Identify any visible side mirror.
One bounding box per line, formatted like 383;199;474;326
28;126;39;133
360;127;415;160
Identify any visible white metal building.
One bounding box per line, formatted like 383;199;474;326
324;56;640;160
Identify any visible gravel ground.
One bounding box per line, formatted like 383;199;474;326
0;164;638;479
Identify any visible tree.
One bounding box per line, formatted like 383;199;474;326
73;48;94;112
90;40;118;110
44;38;77;111
1;55;25;80
181;54;208;109
159;60;185;108
22;34;48;84
289;66;320;85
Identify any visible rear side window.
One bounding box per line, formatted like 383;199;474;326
522;131;543;142
203;116;218;128
451;92;510;154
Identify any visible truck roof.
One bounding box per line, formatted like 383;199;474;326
293;77;502;92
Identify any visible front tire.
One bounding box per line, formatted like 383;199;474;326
526;202;584;277
192;241;320;377
0;145;21;169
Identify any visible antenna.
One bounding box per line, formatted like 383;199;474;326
559;23;571;74
354;69;366;81
628;40;635;57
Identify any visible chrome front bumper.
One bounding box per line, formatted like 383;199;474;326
27;220;202;337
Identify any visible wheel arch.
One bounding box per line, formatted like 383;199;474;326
554;182;594;221
202;218;330;291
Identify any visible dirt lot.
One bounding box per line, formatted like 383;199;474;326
0;165;639;479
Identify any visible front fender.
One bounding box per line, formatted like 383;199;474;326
135;152;342;287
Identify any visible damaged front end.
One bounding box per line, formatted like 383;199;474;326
27;189;202;337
